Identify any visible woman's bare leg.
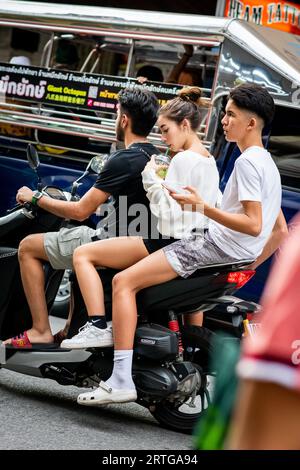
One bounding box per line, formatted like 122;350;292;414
73;237;149;316
77;249;178;403
112;249;178;350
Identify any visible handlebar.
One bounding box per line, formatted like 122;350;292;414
6;203;23;214
6;201;33;214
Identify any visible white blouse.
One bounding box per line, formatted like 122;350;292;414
142;150;220;239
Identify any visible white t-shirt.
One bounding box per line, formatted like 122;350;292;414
209;146;282;260
142;150;220;238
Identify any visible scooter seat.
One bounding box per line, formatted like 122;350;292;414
136;258;254;314
186;259;254;273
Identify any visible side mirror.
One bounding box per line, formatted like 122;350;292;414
70;154;108;199
26;144;40;170
89;154;108;174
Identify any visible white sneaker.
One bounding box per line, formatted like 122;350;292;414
77;381;137;406
60;322;113;349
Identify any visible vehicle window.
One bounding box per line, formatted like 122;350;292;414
268;106;300;191
0;27;219;159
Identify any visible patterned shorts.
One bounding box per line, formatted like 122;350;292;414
163;231;239;278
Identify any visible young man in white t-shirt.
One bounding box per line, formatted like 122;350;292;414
165;82;288;275
76;83;288;406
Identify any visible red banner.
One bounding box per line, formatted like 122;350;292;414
225;0;300;35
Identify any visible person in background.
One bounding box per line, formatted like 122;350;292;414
227;213;300;450
136;65;164;83
166;45;199;86
75;83;287;407
137;45;198;86
52;39;79;70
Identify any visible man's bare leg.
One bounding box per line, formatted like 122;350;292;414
4;233;53;344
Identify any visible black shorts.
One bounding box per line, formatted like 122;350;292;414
143;236;176;255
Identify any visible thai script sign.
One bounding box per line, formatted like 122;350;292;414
225;0;300;35
0;63;181;111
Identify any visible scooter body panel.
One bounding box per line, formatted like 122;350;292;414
2;348;92;377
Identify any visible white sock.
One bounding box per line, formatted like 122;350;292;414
105;350;135;391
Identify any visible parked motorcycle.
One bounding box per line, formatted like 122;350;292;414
0;145;259;433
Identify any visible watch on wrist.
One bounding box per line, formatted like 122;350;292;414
31;190;44;206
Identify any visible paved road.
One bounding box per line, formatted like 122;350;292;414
0;317;192;450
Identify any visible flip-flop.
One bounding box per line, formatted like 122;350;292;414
8;331;57;349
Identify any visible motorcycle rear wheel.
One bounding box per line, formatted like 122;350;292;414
152;326;215;434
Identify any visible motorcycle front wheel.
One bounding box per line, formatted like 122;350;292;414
151;326;215;434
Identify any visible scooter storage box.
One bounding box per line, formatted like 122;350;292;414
134;323;178;361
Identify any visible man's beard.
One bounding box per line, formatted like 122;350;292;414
116;122;125;142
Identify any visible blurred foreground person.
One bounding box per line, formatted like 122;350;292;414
227;213;300;450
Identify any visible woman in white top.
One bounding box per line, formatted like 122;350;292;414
61;87;219;349
142;87;219;254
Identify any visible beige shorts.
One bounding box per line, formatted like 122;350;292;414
44;226;95;270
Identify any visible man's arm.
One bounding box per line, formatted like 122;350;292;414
166;45;193;83
171;186;262;236
248;210;288;269
16;186;109;221
204;200;262;237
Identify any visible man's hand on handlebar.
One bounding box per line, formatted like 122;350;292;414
16;186;34;204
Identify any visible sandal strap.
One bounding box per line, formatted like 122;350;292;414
11;331;32;348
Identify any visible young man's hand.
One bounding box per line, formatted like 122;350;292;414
16;186;34;204
170;186;204;212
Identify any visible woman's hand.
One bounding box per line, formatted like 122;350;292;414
136;76;148;84
170;186;205;212
144;155;159;171
16;186;33;204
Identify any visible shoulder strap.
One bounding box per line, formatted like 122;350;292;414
129;143;153;160
138;146;152;160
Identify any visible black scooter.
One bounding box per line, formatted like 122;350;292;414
0;146;259;433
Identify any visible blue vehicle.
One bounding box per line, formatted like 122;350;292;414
0;1;299;302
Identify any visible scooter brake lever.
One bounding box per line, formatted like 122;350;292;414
6;203;23;213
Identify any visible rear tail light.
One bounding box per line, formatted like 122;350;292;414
227;270;255;289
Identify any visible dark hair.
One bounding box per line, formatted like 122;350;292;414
159;86;207;131
136;65;164;82
229;83;275;127
118;87;159;136
55;39;79;66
